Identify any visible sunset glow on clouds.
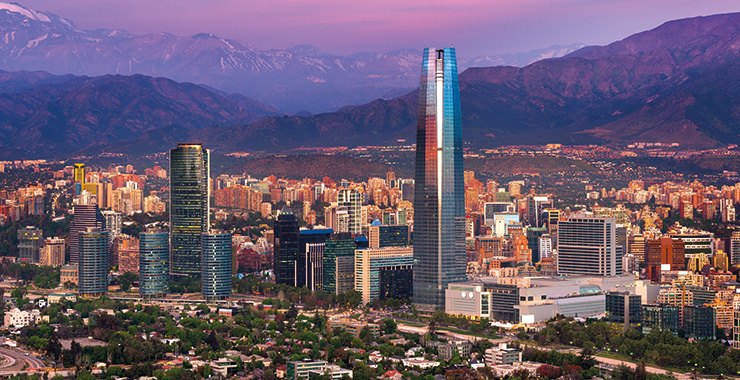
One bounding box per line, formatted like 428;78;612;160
17;0;740;56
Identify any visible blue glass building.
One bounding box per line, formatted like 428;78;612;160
274;208;299;286
169;143;210;275
139;231;170;297
201;232;232;300
78;228;110;296
412;47;467;311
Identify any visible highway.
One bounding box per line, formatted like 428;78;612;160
0;346;46;376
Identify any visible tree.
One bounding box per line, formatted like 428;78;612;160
117;272;138;292
536;364;562;379
206;330;220;351
382;319;397;334
46;334;62;362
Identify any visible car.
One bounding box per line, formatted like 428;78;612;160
24;353;28;356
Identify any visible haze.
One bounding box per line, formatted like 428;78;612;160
15;0;740;56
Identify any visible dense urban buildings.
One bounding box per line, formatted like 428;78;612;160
413;47;467;311
169;143;210;275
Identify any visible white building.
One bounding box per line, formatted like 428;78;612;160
4;308;41;328
485;343;522;365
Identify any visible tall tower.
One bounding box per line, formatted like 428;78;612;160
78;228;110;296
201;231;232;301
557;215;620;276
413;47;466;311
69;203;106;264
169;143;210;276
139;230;169;298
274;208;299;286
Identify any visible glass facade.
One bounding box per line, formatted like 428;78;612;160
139;231;169;297
78;228;110;296
201;232;232;300
413;47;466;310
69;203;106;263
274;209;299;286
169;143;210;275
297;227;332;289
323;238;356;295
17;226;42;263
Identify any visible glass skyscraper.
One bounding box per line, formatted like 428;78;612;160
323;237;356;295
413;47;467;311
139;230;169;297
201;232;232;300
78;228;110;296
274;208;299;286
169;143;210;275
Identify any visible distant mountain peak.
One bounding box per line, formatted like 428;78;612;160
0;2;50;22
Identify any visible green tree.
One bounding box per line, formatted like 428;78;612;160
117;272;138;292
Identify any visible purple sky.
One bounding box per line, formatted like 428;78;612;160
17;0;740;57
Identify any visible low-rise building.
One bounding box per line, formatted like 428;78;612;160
485;343;522;366
60;264;79;285
308;365;353;379
4;308;41;328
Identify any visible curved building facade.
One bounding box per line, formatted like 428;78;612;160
139;231;170;297
413;48;467;311
169;143;210;275
201;232;232;300
78;228;110;296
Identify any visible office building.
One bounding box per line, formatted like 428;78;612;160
322;237;355;295
368;223;409;248
287;360;331;380
670;231;714;256
17;226;42;263
169;143;210;275
69;203;105;263
297;227;332;291
606;291;642;326
642;304;680;335
355;246;413;304
413;47;466;311
78;228;110;296
274;208;300;286
629;234;646;264
539;234;553;260
139;231;169;298
336;189;363;235
646;237;685;282
526;196;552;228
731;231;740;265
40;237;65;266
201;232;232;301
557;215;619;276
484;202;514;226
485;343;522;366
683;305;716;340
526;227;547;263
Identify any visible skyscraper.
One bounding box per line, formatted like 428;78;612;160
78;228;110;296
201;232;232;301
274;208;299;286
69;203;106;264
139;230;169;298
323;236;356;295
169;143;210;275
337;189;363;235
413;47;466;311
557;215;620;276
297;227;333;290
731;231;740;265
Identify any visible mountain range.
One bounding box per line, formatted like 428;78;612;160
0;2;581;113
0;6;738;158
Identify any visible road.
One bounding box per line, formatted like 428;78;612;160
397;323;511;344
0;346;46;376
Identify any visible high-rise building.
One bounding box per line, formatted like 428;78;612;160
40;237;65;266
337;189;363;235
646;237;685;281
368;223;409;249
102;210;123;238
297;227;333;290
323;237;355;295
139;231;169;298
526;227;547;263
169;143;210;275
355;246;413;304
731;231;740;265
557;215;620;276
628;234;646;264
78;228;110;296
201;232;232;301
73;163;85;195
69;203;106;264
538;234;553;260
412;47;466;311
274;208;299;286
17;226;42;263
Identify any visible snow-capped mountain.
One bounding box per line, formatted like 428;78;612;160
0;2;580;113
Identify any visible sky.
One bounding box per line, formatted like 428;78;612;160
16;0;740;57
